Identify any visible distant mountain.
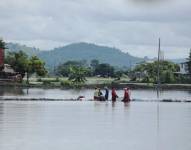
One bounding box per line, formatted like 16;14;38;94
169;58;187;64
6;43;40;56
37;43;144;69
7;42;172;69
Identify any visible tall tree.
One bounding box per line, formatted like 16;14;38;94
27;56;47;83
5;51;28;77
0;39;6;49
68;66;87;84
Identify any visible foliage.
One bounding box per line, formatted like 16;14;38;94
56;60;87;77
28;56;47;77
113;70;123;80
42;80;52;86
0;39;6;49
94;63;115;77
60;80;72;88
133;61;179;83
5;51;29;77
68;66;87;84
5;51;47;83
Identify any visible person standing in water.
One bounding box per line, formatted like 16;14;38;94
122;87;131;102
94;88;99;100
111;87;118;102
104;87;109;100
98;88;105;101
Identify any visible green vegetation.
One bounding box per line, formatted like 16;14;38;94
56;60;125;79
2;39;191;87
132;61;179;83
5;51;47;83
68;66;87;84
0;39;6;49
6;42;144;70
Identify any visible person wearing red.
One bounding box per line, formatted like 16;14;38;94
122;87;131;102
111;87;118;102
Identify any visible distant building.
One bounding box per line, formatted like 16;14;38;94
3;64;15;74
0;48;22;82
179;62;189;75
174;61;189;76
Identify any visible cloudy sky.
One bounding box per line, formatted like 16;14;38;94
0;0;191;59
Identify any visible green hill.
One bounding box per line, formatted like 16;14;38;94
6;42;145;69
6;43;40;56
38;43;144;69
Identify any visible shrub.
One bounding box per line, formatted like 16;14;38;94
42;80;52;86
60;80;72;88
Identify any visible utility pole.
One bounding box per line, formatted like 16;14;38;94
157;38;161;98
156;38;161;150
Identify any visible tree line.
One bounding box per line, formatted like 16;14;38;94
1;39;191;84
55;59;125;79
4;51;47;83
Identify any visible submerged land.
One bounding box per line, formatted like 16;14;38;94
1;77;191;90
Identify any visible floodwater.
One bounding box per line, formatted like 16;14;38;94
0;101;191;150
0;87;191;100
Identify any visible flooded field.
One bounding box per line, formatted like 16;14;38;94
0;87;191;101
0;101;191;150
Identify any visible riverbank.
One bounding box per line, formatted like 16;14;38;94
0;80;191;90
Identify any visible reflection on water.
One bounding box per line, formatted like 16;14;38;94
0;101;190;150
0;87;25;96
0;87;191;100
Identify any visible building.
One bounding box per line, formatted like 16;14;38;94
0;48;4;68
0;48;22;82
179;62;189;75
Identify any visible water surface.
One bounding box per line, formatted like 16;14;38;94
0;101;191;150
0;87;190;100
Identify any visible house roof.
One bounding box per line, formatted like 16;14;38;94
3;64;15;73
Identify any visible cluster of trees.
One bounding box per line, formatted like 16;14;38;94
55;59;127;83
132;61;180;83
5;51;47;83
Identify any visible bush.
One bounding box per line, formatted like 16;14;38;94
60;80;72;88
37;78;42;82
42;80;52;86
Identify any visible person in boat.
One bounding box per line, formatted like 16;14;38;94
98;88;105;101
104;86;109;100
122;87;131;102
111;87;118;102
94;88;100;100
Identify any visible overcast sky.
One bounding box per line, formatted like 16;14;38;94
0;0;191;59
